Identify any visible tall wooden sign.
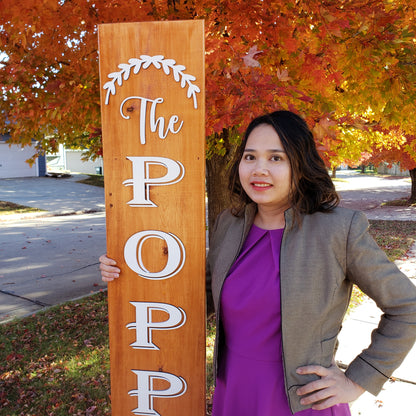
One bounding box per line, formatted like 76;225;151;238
98;21;205;416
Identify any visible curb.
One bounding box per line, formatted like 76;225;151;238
0;208;106;223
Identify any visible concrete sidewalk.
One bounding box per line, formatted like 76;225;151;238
0;171;415;415
336;170;416;221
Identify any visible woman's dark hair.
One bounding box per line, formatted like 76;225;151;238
229;110;339;218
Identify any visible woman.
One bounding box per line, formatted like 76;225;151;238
100;110;416;415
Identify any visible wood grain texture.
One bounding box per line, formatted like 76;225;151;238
98;20;205;415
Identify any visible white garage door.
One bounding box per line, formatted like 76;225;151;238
0;143;38;178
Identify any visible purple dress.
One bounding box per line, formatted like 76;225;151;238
212;224;351;416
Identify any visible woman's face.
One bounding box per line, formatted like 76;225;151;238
238;124;292;212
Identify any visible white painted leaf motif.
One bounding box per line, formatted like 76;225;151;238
172;65;186;82
103;81;116;96
140;55;164;70
150;55;164;69
140;55;153;69
108;71;123;86
118;63;131;81
187;84;200;98
181;73;196;89
161;59;176;75
128;58;143;74
104;56;200;108
187;84;200;109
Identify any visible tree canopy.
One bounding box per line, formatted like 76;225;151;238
1;0;415;190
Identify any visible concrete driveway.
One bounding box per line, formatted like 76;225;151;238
0;174;105;214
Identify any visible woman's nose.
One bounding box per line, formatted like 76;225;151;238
252;161;268;175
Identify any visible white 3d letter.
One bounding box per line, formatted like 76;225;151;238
129;370;187;416
124;230;185;279
126;302;186;350
120;96;184;144
123;156;185;207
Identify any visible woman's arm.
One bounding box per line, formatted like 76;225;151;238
296;210;416;409
344;211;416;394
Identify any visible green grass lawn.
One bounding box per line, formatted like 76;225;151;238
0;201;43;215
76;174;104;188
1;220;415;415
369;220;416;261
0;292;111;415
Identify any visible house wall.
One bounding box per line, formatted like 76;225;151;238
0;141;43;178
64;149;104;175
377;162;409;176
47;146;104;175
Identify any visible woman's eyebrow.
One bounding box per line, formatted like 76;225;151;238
243;148;286;153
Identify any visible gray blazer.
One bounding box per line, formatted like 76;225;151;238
207;204;416;414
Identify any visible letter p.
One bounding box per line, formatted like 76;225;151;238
123;156;185;207
126;302;186;350
129;370;187;416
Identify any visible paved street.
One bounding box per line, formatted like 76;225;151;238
0;174;107;322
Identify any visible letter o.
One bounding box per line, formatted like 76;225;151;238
124;230;185;280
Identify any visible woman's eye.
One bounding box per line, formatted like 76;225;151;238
244;154;255;161
271;155;281;161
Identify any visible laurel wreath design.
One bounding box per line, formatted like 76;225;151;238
103;55;201;109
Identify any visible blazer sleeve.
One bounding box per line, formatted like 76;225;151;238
344;210;416;395
206;210;225;315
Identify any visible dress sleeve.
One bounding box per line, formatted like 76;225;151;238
344;211;416;394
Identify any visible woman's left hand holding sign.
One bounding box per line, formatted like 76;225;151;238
99;254;120;282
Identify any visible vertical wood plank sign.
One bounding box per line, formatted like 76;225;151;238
98;21;205;416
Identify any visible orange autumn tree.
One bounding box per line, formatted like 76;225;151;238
1;0;416;220
202;0;416;218
369;131;416;203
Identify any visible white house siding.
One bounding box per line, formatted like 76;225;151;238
64;149;104;175
377;162;409;176
0;142;39;178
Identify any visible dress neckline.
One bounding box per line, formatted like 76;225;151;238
252;223;285;232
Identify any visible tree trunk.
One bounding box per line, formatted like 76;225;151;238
409;168;416;204
331;167;337;178
206;145;239;241
206;155;232;239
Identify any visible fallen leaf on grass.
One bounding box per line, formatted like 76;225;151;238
6;352;23;361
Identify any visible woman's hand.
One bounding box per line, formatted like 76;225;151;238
296;360;365;410
99;254;120;282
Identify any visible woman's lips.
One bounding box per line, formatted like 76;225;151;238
251;181;272;190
